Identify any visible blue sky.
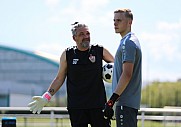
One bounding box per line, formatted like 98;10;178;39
0;0;181;83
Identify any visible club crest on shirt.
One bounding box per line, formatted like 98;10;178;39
72;59;79;64
89;54;95;63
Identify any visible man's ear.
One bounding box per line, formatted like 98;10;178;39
73;35;76;41
128;19;132;25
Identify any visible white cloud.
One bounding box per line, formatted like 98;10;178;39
34;42;67;56
141;33;176;61
45;0;60;8
46;0;112;25
157;19;181;31
141;20;181;62
140;19;181;82
80;0;109;12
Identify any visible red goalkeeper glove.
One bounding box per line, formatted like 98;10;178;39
103;93;119;119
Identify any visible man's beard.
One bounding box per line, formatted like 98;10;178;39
81;41;90;48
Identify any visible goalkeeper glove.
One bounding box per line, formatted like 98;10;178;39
103;93;119;119
28;92;52;114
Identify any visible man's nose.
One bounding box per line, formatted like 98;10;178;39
83;34;89;38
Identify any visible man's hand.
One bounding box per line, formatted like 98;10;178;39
103;100;114;119
103;93;120;119
28;92;52;114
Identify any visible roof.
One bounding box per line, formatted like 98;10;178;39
0;44;59;67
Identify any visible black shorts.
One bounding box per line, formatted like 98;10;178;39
115;106;138;127
68;108;111;127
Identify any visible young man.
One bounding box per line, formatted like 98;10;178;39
28;22;114;127
103;9;142;127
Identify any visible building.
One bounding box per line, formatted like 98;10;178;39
0;45;66;107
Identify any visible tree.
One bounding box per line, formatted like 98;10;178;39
141;81;181;108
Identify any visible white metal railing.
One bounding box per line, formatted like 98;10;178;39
0;107;68;127
139;107;181;127
0;107;181;127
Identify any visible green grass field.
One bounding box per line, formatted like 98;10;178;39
14;118;181;127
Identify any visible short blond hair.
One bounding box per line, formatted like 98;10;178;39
114;8;133;20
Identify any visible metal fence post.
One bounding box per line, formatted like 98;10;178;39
50;110;55;127
141;111;145;127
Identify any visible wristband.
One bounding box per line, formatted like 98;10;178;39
42;92;52;101
108;93;119;107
